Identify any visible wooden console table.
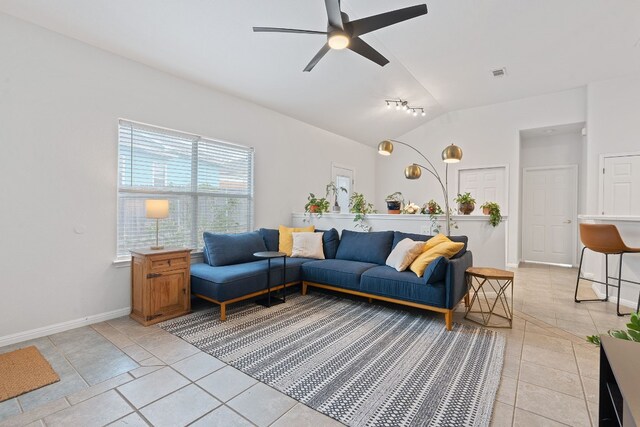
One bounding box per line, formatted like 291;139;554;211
600;335;640;426
130;248;191;326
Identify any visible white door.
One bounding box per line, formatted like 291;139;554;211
603;155;640;215
458;166;507;214
331;164;354;213
522;166;578;265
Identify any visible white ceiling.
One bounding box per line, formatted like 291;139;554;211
2;0;640;145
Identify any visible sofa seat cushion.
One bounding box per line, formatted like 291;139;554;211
301;259;378;291
191;258;314;302
360;266;447;308
335;230;394;265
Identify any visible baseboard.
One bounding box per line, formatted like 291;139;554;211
0;307;131;347
591;283;638;310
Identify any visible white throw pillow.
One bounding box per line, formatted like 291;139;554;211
291;232;325;259
385;238;426;272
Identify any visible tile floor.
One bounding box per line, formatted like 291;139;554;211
0;263;632;426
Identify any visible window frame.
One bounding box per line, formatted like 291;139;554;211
115;119;255;261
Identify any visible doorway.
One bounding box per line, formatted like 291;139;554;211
522;165;578;266
331;163;354;213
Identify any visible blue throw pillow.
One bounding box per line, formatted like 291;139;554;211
424;256;449;284
258;228;279;252
203;231;267;266
335;230;394;265
317;228;340;259
202;246;210;265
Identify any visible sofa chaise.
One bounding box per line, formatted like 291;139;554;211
190;228;472;330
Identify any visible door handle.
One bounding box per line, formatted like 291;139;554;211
563;220;572;224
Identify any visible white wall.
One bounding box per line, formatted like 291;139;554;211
586;75;640;214
0;14;376;339
376;88;587;266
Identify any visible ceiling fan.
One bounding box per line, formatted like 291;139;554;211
253;0;428;72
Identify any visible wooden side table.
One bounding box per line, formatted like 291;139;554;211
130;248;191;326
465;267;514;328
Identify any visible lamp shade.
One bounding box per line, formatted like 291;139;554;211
145;199;169;219
442;144;463;163
404;164;422;180
377;140;394;156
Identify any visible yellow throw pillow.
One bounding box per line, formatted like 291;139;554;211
422;233;451;252
410;241;464;277
279;225;315;256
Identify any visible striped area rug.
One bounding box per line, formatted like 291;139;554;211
160;292;504;426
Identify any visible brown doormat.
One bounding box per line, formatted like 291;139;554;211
0;346;60;402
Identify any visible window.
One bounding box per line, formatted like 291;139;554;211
117;120;254;258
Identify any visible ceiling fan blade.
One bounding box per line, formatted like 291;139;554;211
347;37;389;67
253;27;327;35
303;43;331;72
347;4;427;37
325;0;344;30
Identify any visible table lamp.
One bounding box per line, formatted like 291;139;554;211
145;199;169;250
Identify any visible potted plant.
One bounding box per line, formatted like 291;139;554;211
304;193;330;218
326;181;347;212
587;311;640;346
349;192;376;231
480;201;502;227
423;199;443;215
455;192;476;215
385;192;404;214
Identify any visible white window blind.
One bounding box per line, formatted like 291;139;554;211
117;120;254;258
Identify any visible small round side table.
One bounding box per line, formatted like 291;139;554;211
254;251;287;307
465;267;514;328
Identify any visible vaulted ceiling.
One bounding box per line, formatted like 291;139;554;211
2;0;640;145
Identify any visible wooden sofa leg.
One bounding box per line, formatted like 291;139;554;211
220;303;227;321
368;297;373;303
445;311;453;331
301;282;308;296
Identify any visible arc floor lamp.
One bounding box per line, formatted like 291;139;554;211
377;140;463;235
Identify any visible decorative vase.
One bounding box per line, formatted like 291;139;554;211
459;203;475;215
332;200;340;212
386;200;401;214
310;205;319;213
482;207;490;215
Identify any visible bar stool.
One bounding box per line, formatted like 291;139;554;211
574;223;640;316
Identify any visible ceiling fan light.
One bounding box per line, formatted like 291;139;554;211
421;110;426;117
328;33;349;49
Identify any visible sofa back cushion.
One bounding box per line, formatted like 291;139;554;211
203;231;267;266
392;231;468;259
336;230;394;265
259;228;279;252
318;228;340;259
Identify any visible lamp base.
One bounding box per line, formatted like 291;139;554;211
150;245;165;250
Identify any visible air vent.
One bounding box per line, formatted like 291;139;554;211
491;67;507;78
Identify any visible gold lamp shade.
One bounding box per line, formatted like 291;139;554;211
442;144;463;163
377;140;394;156
404;164;422;179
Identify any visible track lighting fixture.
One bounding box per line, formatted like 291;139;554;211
384;99;426;119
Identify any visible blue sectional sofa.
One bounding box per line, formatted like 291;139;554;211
191;228;472;330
